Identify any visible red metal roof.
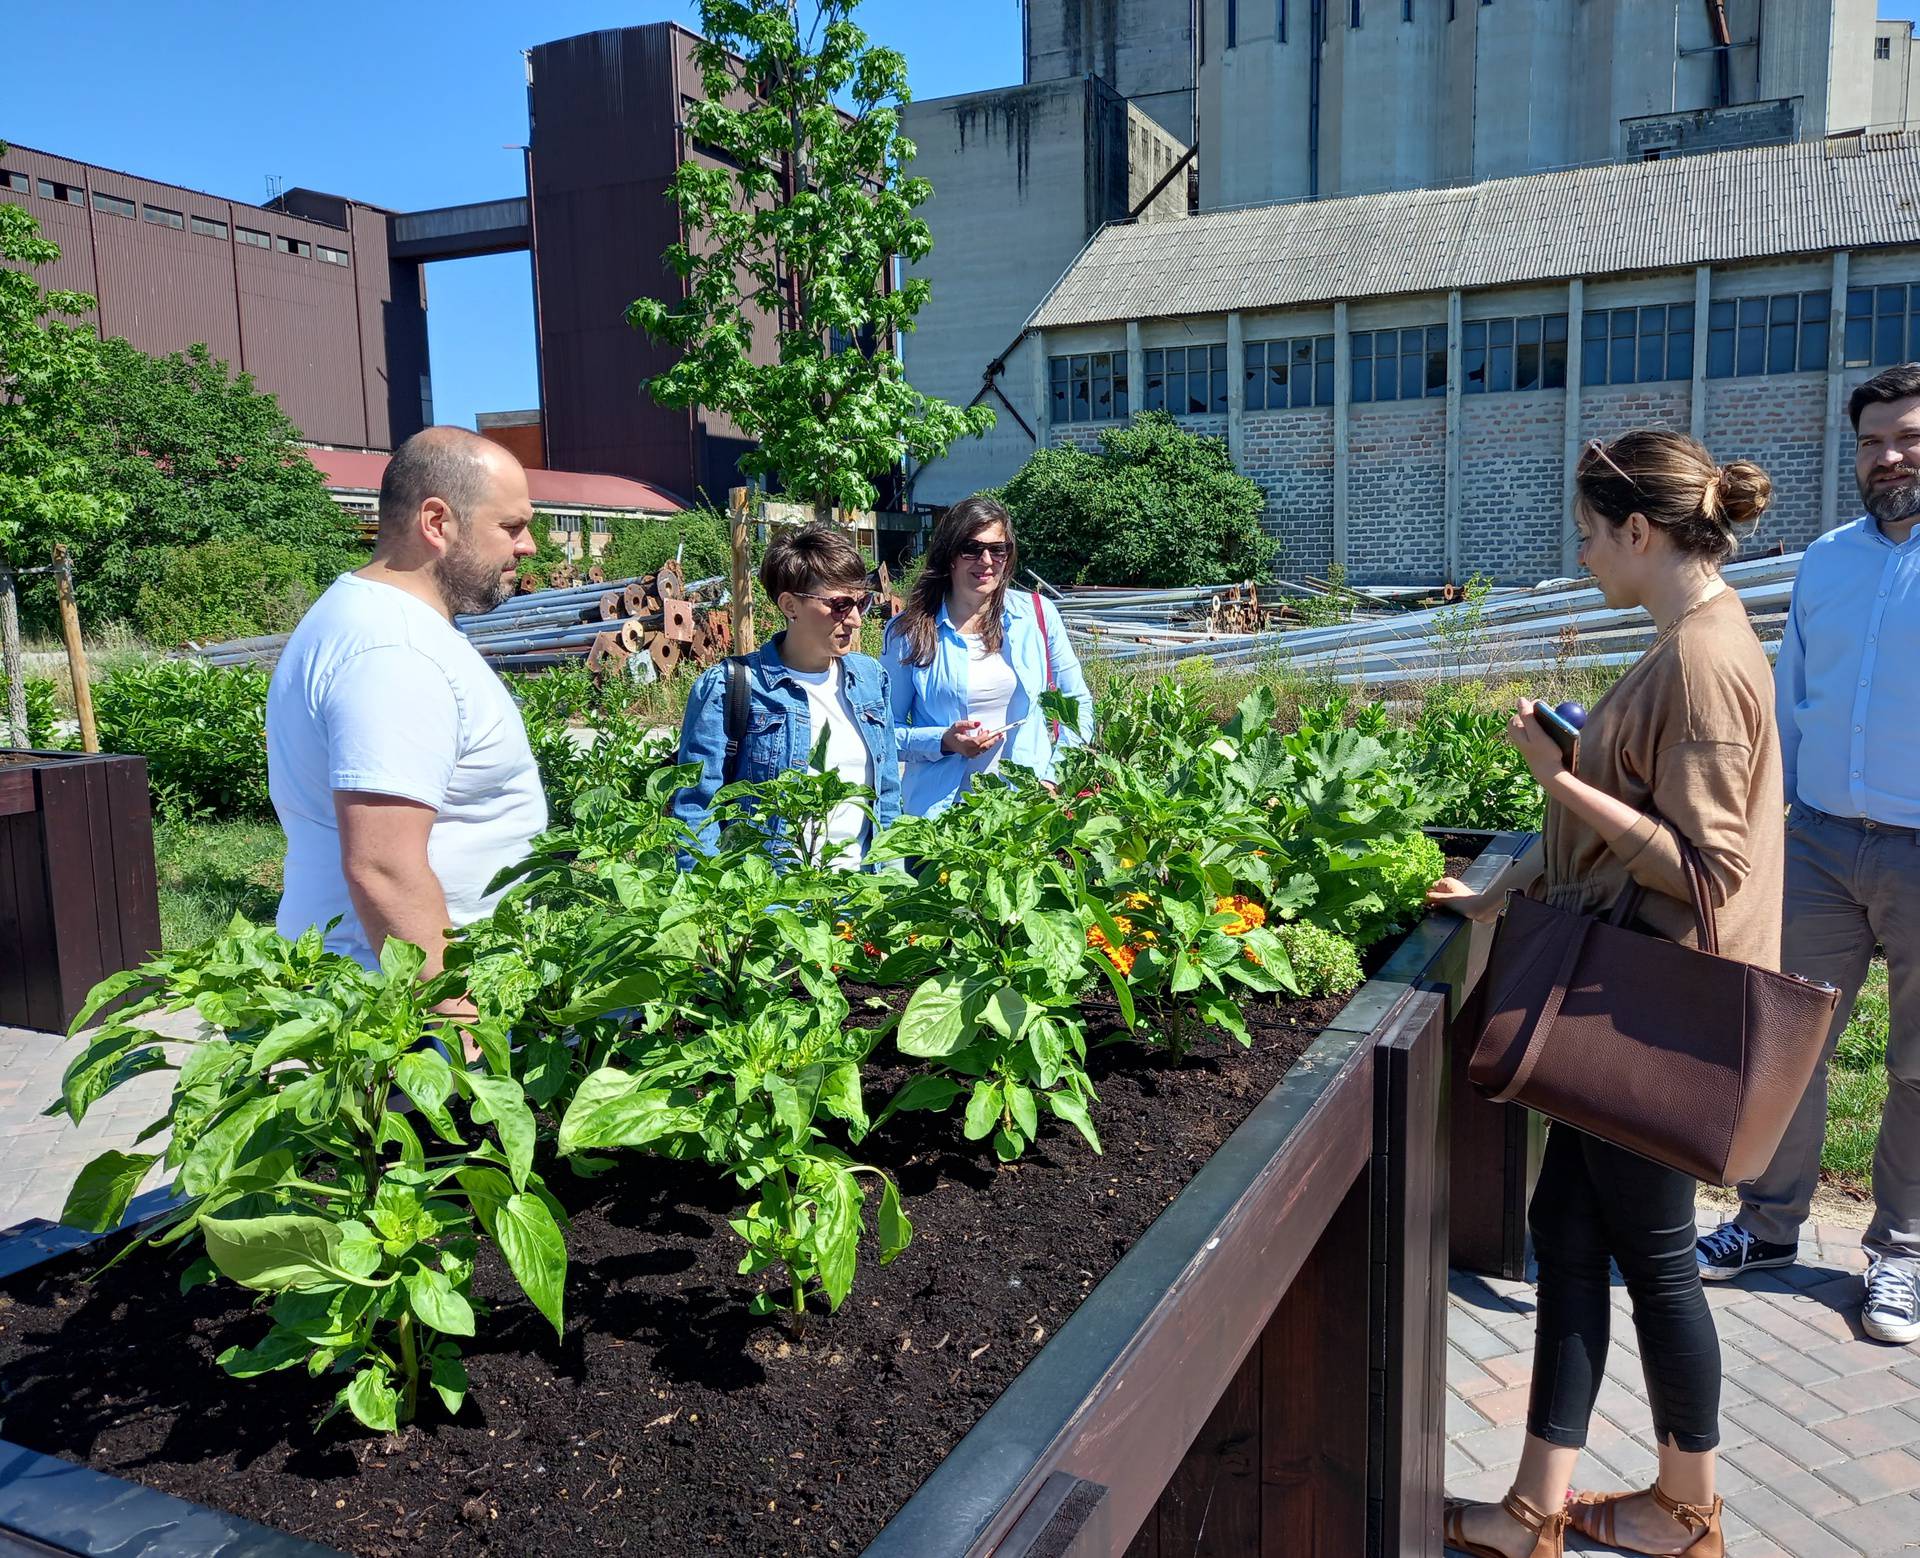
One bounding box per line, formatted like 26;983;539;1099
303;446;685;513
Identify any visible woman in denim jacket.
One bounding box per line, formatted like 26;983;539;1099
883;496;1092;818
671;522;899;864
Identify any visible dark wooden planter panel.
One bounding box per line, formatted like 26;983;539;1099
0;832;1539;1558
0;752;162;1033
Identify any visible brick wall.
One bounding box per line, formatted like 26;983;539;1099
1346;400;1446;584
1243;407;1334;573
1578;383;1691;445
1460;392;1565;583
1049;423;1110;452
1703;374;1827;552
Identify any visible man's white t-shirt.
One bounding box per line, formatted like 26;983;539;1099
786;660;873;869
961;630;1019;780
267;574;548;968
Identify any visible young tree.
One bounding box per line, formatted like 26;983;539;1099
629;0;992;512
0;163;122;558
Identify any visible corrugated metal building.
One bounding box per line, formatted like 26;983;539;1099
938;132;1920;585
0;144;430;452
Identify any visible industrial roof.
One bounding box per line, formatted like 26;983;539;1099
1029;132;1920;331
305;447;686;514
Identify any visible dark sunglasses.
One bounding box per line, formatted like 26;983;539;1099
798;591;873;617
954;541;1012;562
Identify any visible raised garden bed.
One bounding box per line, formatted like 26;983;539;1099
0;749;161;1032
0;833;1532;1558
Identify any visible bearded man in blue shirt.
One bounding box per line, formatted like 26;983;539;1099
1695;363;1920;1345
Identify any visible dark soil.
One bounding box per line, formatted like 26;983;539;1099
0;907;1447;1557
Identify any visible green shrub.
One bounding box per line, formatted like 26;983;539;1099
0;672;64;749
510;665;675;828
1410;683;1543;832
94;658;270;819
1277;922;1364;998
600;507;741;585
131;539;324;648
996;411;1277;588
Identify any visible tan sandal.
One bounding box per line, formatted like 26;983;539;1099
1443;1487;1568;1558
1569;1482;1724;1556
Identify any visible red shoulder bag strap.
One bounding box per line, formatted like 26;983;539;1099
1033;591;1060;742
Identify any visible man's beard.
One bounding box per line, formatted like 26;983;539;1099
1861;468;1920;526
434;536;514;616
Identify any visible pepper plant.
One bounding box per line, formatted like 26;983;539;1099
52;921;568;1433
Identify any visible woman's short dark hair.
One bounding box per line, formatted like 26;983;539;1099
759;521;868;603
1848;362;1920;429
1575;430;1771;564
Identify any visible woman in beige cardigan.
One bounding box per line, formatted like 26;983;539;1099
1430;430;1782;1558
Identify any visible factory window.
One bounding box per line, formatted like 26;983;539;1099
1404;1;1414;18
1245;336;1334;409
1351;0;1362;24
191;215;228;240
91;190;135;218
1227;0;1237;48
420;374;435;427
1842;285;1920;368
276;234;312;258
1579;304;1694;386
236;226;270;249
38;178;82;205
1049;351;1131;424
142;203;183;230
1;170;27;194
1143;344;1228;415
1707;291;1829;376
1464;313;1568;394
1877;36;1892;60
1277;0;1286;43
1350;325;1447;403
316;244;349;267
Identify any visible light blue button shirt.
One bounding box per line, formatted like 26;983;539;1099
883;591;1093;817
1776;514;1920;826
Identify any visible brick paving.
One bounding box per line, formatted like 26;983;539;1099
1448;1217;1920;1555
0;1013;195;1233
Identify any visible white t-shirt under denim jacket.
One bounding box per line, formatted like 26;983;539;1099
883;591;1093;817
267;574;548;968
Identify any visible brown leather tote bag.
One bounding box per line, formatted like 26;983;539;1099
1468;842;1837;1186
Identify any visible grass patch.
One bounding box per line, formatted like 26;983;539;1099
1823;958;1889;1190
154;815;285;950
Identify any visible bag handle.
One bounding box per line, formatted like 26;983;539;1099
1033;591;1060;744
1488;914;1592;1104
1598;823;1719;956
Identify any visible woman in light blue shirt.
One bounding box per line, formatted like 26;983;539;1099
883;495;1093;817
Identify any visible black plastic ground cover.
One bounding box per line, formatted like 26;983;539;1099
863;830;1533;1557
0;830;1534;1558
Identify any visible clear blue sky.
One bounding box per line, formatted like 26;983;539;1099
4;1;1022;438
11;2;1920;443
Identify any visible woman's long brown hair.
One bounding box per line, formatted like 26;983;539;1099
889;495;1020;668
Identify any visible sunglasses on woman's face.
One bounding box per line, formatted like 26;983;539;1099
798;591;873;618
955;541;1011;562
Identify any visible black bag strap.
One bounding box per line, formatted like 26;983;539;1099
721;656;749;783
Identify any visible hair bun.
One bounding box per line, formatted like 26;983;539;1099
1711;460;1772;532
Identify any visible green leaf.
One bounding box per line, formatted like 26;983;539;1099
248;1014;328;1073
1045;1090;1103;1154
1004;1081;1039;1142
880;1074;963;1117
379;1109;426;1172
217;1326;312;1378
429;1347;469;1414
178;1093;281;1198
981;987;1030;1042
993;1125;1024;1162
897;975;969;1058
65;968;157;1038
178;1255;217;1295
811;1166;859;1311
763;1072;812;1137
59;1149;158;1234
818;1060;868;1138
876;1176;912;1262
490;1192;567;1337
344;1365;399;1433
462;1073;536;1192
201;1213;355;1291
394;1049;462;1141
404;1266;476;1337
377;938;427;985
962;1080;1001;1141
558;1083;703;1155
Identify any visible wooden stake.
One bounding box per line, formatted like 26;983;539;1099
729;486;757;655
52;546;98;754
0;569;27;749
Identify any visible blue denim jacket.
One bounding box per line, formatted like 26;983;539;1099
882;590;1093;817
670;636;901;859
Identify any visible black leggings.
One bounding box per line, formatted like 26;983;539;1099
1526;1124;1721;1453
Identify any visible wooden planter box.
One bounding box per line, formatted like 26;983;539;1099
0;832;1536;1558
0;750;162;1032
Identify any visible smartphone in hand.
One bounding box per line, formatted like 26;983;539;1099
1531;702;1580;770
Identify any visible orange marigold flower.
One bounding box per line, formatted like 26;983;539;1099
1120;890;1151;910
1243;947;1263;967
1087;925;1113;950
1112;915;1134;938
834;921;855;941
1104;944;1137;975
